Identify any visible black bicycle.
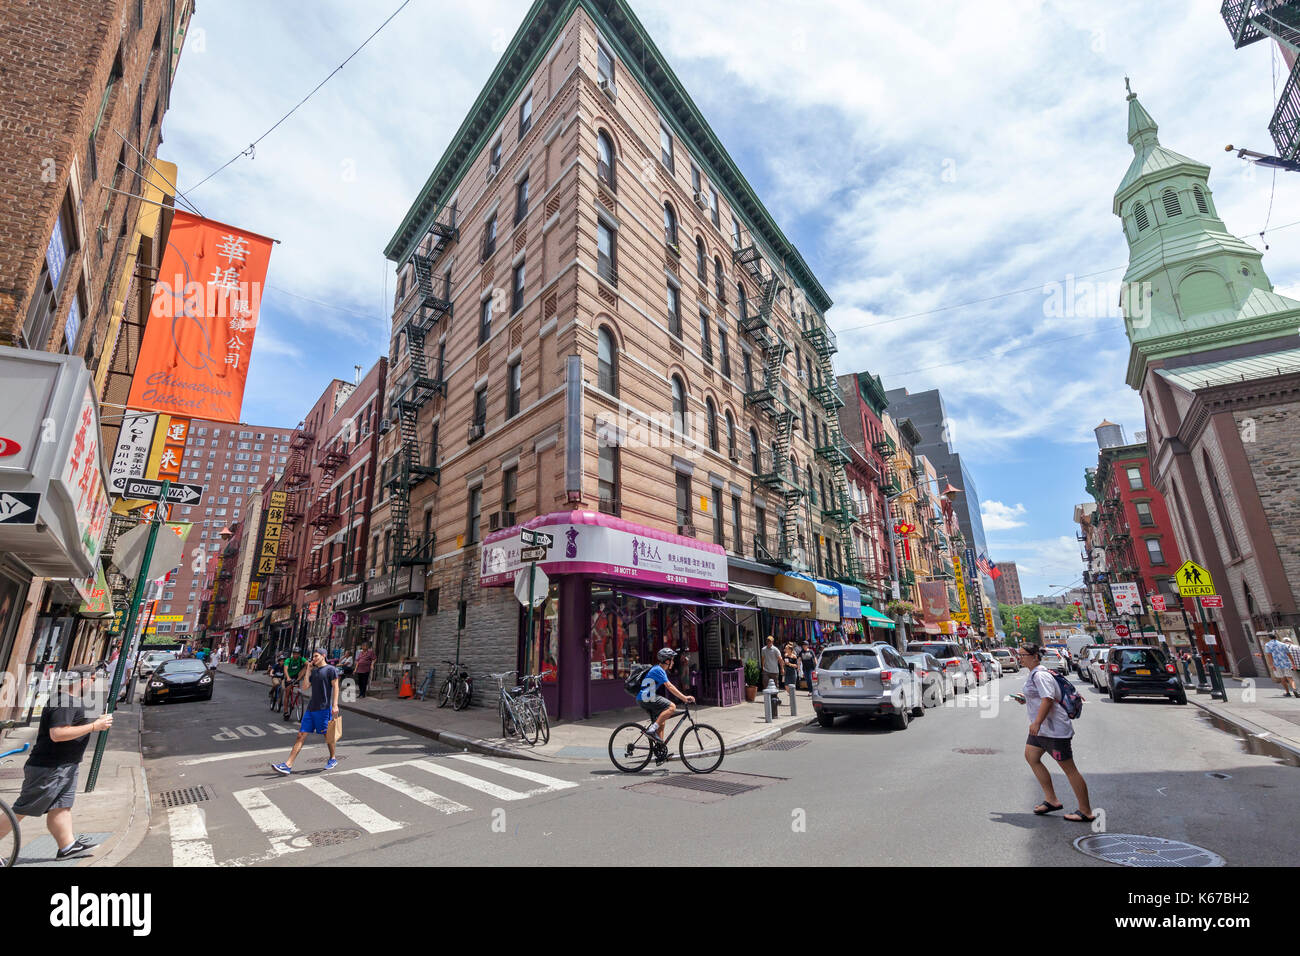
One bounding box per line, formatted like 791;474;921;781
438;660;472;711
1;720;27;867
608;700;724;774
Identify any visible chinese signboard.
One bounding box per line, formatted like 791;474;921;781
951;551;970;624
257;490;287;576
59;379;111;570
156;417;190;483
126;212;275;423
1109;581;1142;616
108;412;158;496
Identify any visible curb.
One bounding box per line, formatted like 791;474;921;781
1186;695;1300;761
89;697;152;868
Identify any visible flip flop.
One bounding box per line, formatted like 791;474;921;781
1064;810;1096;823
1033;801;1063;815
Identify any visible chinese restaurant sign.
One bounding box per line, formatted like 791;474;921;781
127;212;275;423
257;491;287;576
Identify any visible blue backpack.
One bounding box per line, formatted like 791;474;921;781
1052;672;1084;719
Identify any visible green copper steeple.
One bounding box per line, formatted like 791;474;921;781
1114;84;1300;389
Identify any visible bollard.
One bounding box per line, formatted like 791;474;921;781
761;680;780;723
786;682;797;717
1205;657;1228;701
1193;653;1209;693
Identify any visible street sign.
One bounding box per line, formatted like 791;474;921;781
1175;560;1215;597
956;624;969;639
514;566;549;607
1109;582;1142;615
1150;594;1166;612
0;491;40;524
1200;595;1223;609
520;545;548;562
1115;624;1131;638
122;478;205;505
520;528;554;548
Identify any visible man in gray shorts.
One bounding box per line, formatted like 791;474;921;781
0;671;112;861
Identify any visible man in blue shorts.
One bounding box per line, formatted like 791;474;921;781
271;649;340;774
637;648;695;763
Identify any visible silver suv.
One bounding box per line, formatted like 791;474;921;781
812;643;924;730
906;641;976;693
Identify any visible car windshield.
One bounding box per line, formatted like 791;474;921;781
901;654;931;668
907;643;957;659
818;650;879;671
993;650;1011;657
1116;648;1165;667
159;660;206;674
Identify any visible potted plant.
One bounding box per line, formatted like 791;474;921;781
744;658;760;702
885;599;915;619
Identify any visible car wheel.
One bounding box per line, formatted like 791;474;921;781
912;695;925;717
817;713;835;728
1174;694;1187;705
891;706;910;731
1109;686;1119;703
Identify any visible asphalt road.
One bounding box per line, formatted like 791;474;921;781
127;667;1300;866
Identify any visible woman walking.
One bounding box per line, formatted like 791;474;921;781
1013;643;1094;823
782;642;799;690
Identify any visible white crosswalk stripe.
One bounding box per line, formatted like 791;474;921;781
405;758;538;801
167;805;216;867
353;766;471;815
296;776;404;833
447;753;580;793
231;787;304;858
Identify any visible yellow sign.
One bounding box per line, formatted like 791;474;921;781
953;552;970;623
1175;560;1215;597
258;491;289;576
248;581;260;600
155;614;185;622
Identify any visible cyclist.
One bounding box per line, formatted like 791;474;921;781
268;654;287;710
637;648;694;759
282;649;308;720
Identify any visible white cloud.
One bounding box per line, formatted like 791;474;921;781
982;500;1029;532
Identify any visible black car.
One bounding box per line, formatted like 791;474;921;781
1105;645;1186;704
144;658;215;704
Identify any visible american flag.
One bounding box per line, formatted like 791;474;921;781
976;552;1002;580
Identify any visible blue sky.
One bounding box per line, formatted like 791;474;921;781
157;0;1300;601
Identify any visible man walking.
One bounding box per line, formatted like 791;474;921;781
760;635;782;691
0;671;112;862
1012;643;1094;823
799;641;816;692
1264;634;1298;697
353;642;376;698
271;649;341;775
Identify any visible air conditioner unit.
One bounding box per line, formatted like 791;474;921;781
598;78;617;101
486;163;500;182
468;422;486;442
368;568;378;579
378;419;393;435
677;522;695;536
499;510;516;528
692;190;708;210
488;512;500;532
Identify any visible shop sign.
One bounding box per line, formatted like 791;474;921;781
270;606;294;624
334;581;365;608
952;551;970;622
307;601;319;622
107;412;158;496
367;568;416;602
1109;582;1142;616
257;490;287;575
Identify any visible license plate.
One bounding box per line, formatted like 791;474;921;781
839;678;857;688
1136;669;1151;676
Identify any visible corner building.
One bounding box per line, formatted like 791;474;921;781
376;0;857;717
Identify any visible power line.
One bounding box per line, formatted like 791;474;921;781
182;0;414;197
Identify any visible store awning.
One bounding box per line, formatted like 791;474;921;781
727;583;810;614
775;574;839;622
862;605;896;630
616;587;754;612
817;579;862;619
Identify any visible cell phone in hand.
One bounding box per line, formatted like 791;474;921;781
1010;693;1026;703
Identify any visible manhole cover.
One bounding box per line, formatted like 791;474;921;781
1206;771;1232;780
762;739;808;751
303;828;362;847
1074;834;1225;868
953;747;999;755
158;785;211;808
654;775;761;796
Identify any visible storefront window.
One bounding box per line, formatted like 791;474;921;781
523;581;560;680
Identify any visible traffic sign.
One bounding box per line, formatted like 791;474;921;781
1175;560;1215;597
957;625;969;639
1150;594;1166;612
122;478;205;505
520;528;554;548
1200;595;1223;609
1115;624;1131;638
0;491;40;524
514;566;549;607
520;546;548;562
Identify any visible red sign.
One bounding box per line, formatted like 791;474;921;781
957;625;969;639
1115;624;1131;638
1200;596;1223;608
1150;594;1166;612
127;212;275;423
0;436;20;457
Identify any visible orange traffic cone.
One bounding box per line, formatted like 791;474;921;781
398;672;414;698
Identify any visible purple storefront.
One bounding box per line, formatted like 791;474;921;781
480;511;729;719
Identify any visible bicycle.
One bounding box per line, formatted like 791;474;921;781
268;676;284;712
491;671;538;745
608;700;724;774
1;720;27;867
437;660;472;711
283;679;305;724
521;673;549;746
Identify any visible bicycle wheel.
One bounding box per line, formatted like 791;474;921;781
452;677;471;711
515;699;539;746
0;798;19;868
438;676;454;708
679;722;725;774
534;697;550;745
608;722;654;772
291;695;305;725
499;699;515;738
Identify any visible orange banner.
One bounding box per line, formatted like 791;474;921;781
127;211;274;423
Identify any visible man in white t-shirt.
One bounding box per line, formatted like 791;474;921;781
1012;643;1094;823
760;636;783;690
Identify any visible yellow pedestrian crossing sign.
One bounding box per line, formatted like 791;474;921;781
1176;560;1215;597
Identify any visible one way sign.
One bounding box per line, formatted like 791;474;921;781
122;478;205;504
0;491;40;524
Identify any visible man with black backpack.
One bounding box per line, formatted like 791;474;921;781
628;648;694;763
1011;643;1094;823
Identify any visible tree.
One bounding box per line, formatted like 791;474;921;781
998;602;1075;645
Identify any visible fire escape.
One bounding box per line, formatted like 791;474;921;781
268;422;311;607
734;234;803;568
302;442;348;591
386;205;457;576
1222;1;1300;159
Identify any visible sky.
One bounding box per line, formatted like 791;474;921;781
156;0;1300;602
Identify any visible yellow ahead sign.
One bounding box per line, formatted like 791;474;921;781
1176;560;1216;597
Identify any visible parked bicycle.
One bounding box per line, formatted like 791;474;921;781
608;700;724;774
490;672;550;746
1;720;28;868
438;660;472;711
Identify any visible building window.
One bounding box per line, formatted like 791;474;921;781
713;487;725;545
1161;188;1181;219
667;283;681;338
598;440;619;515
512;260;525;313
671;376;687;434
1145;537;1166;566
725;410;736;459
695;237;707;282
506;361;522;419
519;91;533;139
480;296;493;344
755;502;767;552
515;175;530;225
718;324;731;378
663;202;678;249
732;217;742;250
705;397;718;451
749;428;760;472
482;214;497;260
1135;501;1155;527
709;187;719;228
597;220;616;283
1125;466;1143;490
742;351;753;392
699;310;713;365
467;486;482;544
1133;202;1149;232
738;282;747;323
473;386;487;429
597;326;617;395
691;163;701;195
502;467;518;517
1193;185;1209;215
489;138;502;175
597;39;614;84
676;472;691;528
660;122;674;172
713;256;725;302
731;493;743;556
597;131;615;188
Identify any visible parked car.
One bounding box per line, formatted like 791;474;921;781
1106;645;1187;704
976;651;1001;679
812;643;924;730
1042;648;1069;675
144;658;215;704
137;650;177;680
992;648;1019;673
906;641;976;693
1082;647;1109;688
902;652;950;707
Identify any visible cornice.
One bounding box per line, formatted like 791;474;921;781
1127;311;1300;389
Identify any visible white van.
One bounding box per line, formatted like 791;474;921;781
1065;633;1097;674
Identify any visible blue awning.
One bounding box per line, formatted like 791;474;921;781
816;579;862;619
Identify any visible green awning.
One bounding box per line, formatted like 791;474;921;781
862;605;896;630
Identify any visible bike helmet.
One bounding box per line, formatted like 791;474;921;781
656;647;677;662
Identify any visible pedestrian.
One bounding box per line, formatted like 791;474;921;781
799;640;816;692
782;642;799;689
353;642;376;698
0;671;112;861
271;649;341;775
247;644;261;673
1263;633;1298;697
1011;643;1094;823
760;635;782;691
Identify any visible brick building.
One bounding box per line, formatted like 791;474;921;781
993;561;1023;606
836;371;897;610
370;0;859;717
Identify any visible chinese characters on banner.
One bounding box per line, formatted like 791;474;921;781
126;211;275;423
108;412;158;496
257;491;288;576
951;551;970;624
157;416;190;483
61;381;111;569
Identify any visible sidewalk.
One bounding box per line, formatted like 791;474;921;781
217;663;813;763
1184;673;1300;761
0;686;152;868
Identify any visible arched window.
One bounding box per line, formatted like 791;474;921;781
664;202;678;247
750;428;761;472
732;217;742;250
671;375;686;433
597;131;615;187
714;256;725;301
1162;188;1182;219
705;397;718;451
725;410;736;459
738;282;748;322
789;453;799;486
807;465;816;505
695;237;707;281
1133;201;1149;232
597;325;617;395
1193;185;1209;215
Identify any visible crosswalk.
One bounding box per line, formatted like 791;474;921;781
165;753;579;867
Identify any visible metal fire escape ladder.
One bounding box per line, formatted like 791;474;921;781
1220;2;1300;159
303;444;347;591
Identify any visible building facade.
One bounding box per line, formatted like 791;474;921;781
993;561;1023;606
